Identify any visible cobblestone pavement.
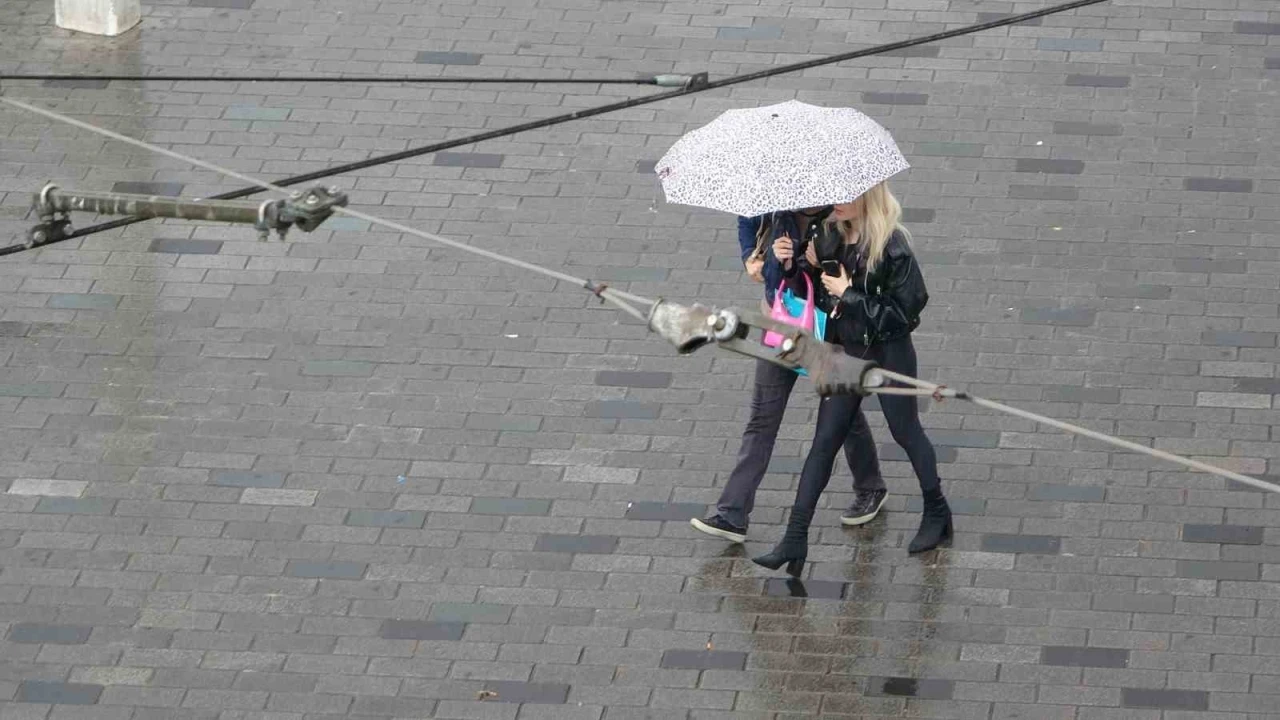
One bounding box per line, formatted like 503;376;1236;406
0;0;1279;717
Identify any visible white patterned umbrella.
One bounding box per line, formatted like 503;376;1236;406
655;100;909;217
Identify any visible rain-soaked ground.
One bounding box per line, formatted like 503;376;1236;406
0;0;1279;718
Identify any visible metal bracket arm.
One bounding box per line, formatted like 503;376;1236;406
645;300;883;396
27;183;348;248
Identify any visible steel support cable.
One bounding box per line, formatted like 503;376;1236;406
3;92;1275;496
0;73;686;85
0;0;1111;254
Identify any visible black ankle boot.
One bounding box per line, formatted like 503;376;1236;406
908;488;952;554
752;506;813;577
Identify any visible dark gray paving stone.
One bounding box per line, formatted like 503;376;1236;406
1235;22;1280;35
433;152;504;168
191;0;253;6
861;92;928;106
1233;378;1280;394
34;497;114;514
1176;560;1258;581
660;650;747;670
767;456;804;474
533;534;618;554
1267;57;1280;70
17;680;103;704
635;159;658;173
716;25;782;40
379;620;465;641
111;181;185;196
915;142;985;158
867;677;954;699
1020;308;1096;326
1036;38;1103;52
415;51;482;65
977;12;1041;26
980;534;1061;555
1041;646;1129;668
0;321;30;336
1065;74;1130;87
1174;258;1246;273
7;622;92;644
43;78;110;88
583;401;662;419
1201;331;1275;348
430;603;513;624
1121;688;1208;710
482;680;569;704
47;294;120;310
149;238;223;255
900;208;935;223
1183;177;1253;193
904;496;985;515
284;561;367;579
764;577;845;599
0;382;62;396
624;502;706;521
471;498;552;516
1009;185;1079;201
302;360;374;377
1015;159;1085;175
1029;484;1105;503
345;509;426;528
1181;524;1263;545
594;371;672;389
1053;121;1123;136
1097;285;1170;299
210;470;285;488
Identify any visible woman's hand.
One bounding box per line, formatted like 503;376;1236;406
744;253;765;282
804;240;818;267
821;262;851;298
772;235;794;269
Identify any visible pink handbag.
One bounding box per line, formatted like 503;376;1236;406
763;272;814;348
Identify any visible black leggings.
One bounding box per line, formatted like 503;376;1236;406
794;335;940;511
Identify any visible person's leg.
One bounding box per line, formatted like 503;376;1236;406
794;393;863;510
840;408;887;526
692;358;797;541
875;337;950;552
753;390;862;576
844;409;884;491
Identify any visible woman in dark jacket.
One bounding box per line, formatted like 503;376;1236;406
752;181;951;576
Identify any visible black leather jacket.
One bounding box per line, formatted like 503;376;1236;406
784;228;928;348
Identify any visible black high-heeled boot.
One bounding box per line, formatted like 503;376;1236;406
908;487;952;554
752;506;813;577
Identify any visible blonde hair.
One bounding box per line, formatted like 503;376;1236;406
828;182;910;274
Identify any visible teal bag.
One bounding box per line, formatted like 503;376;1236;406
778;287;826;377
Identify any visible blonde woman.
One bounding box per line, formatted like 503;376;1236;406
753;182;949;576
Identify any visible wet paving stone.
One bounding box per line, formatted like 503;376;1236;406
867;677;954;700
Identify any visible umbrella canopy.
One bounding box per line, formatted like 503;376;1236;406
655;100;909;217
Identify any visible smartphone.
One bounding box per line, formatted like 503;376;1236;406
821;260;842;277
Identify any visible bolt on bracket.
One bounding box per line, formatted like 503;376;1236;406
27;183;349;248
